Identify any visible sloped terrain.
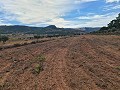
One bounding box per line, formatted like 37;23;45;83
0;35;120;90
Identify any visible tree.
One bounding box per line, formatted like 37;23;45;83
0;36;9;44
116;13;120;29
116;13;120;20
34;36;41;39
100;27;108;31
108;13;120;29
92;13;120;34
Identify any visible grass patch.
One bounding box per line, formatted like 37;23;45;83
0;54;3;57
36;54;45;62
116;66;120;70
34;64;43;74
33;54;45;74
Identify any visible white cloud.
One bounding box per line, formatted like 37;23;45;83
110;5;120;9
76;12;119;27
36;12;119;28
78;15;106;19
74;0;97;4
0;0;118;28
106;0;120;3
103;4;120;11
0;0;72;24
46;18;70;27
0;0;97;27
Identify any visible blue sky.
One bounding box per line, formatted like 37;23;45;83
0;0;120;28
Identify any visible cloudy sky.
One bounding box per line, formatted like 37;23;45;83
0;0;120;28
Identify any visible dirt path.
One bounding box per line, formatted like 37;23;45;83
0;35;120;90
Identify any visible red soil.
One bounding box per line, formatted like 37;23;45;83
0;35;120;90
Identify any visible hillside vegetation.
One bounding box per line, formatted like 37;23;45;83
92;13;120;35
0;25;101;36
0;25;85;36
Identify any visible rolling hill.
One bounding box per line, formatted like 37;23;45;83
0;25;100;35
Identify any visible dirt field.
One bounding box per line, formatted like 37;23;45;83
0;35;120;90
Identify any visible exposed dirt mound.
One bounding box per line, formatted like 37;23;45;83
0;35;120;90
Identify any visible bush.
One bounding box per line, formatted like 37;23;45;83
34;36;44;39
34;64;43;74
23;42;28;45
33;54;45;74
13;43;22;47
31;41;36;44
0;36;9;43
116;66;120;70
37;54;45;62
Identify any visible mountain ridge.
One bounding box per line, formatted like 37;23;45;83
0;25;100;35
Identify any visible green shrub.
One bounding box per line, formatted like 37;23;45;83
37;54;45;62
34;64;43;74
31;41;36;44
33;54;45;74
0;36;9;43
116;66;120;70
13;43;21;47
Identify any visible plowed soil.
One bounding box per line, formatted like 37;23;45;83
0;35;120;90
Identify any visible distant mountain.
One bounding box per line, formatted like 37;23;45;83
45;25;57;29
0;25;85;35
80;27;101;33
0;25;100;35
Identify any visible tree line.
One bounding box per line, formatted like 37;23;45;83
92;13;120;34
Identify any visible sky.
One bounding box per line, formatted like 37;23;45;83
0;0;120;28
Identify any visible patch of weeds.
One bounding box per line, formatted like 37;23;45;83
0;84;5;90
0;82;12;90
34;81;38;90
36;54;45;62
13;43;22;47
23;42;28;45
0;85;3;90
31;41;36;44
95;83;107;89
0;54;3;57
116;66;120;70
34;64;43;74
33;54;45;74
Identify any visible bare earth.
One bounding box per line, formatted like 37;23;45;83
0;35;120;90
